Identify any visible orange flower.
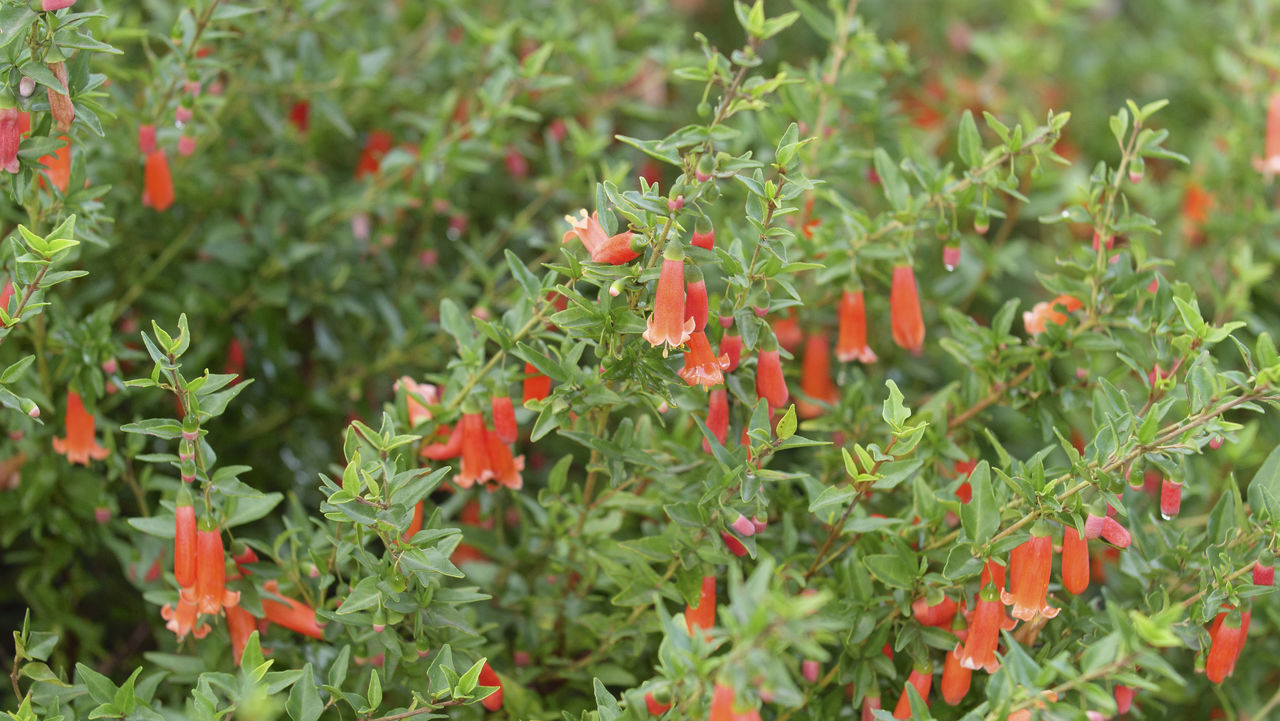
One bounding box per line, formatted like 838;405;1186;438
562;210;639;265
39;135;70;193
709;683;735;721
957;584;1015;672
522;362;552;403
401;500;424;543
396;377;436;428
1260;93;1280;176
1001;529;1059;622
1023;294;1081;335
797;332;837;418
702;388;729;454
643;246;694;352
226;605;257;666
0;107;18;174
686;575;716;636
684;267;708;333
1182;182;1214;243
52;391;109;465
482;429;524;490
261;580;325;639
174;499;196;589
719;332;742;372
183;525;240;615
678;330;729;389
836;290;876;363
940;647;971;705
911;595;958;628
355;130;393;179
143;149;175;212
893;663;932;719
1061;526;1089;595
160;595;210;641
1206;607;1250;684
890;264;924;355
755;346;788;411
492;394;517;443
478;662;504;711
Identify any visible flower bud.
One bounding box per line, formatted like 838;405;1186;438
18;77;35;98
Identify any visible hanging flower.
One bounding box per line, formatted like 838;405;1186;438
797;333;837;418
52;391;109;465
720;531;748;557
401;500;424;543
703;388;730;454
1181;182;1214;244
138;124;157;155
861;695;881;721
685;575;715;636
1114;685;1136;714
396;377;436;428
643;245;694;352
457;412;492;488
1258;93;1280;176
478;663;504;711
143;149;175;212
160;595;211;641
691;217;715;250
562;210;639;265
1255;555;1275;586
1023;295;1082;335
39;136;71;193
719;332;742;373
261;580;325;639
355;130;393;179
644;691;672;715
892;662;932;719
482;429;524;490
981;558;1006;593
709;683;735;721
1061;526;1089;595
1160;478;1183;519
184;525;240;615
890;264;925;355
492;394;517;443
755;344;788;411
226;605;257;666
957;584;1015;672
684;266;709;333
289;100;310;133
1101;516;1131;548
523;362;552;403
1206;607;1251;684
174;496;196;589
678;331;729;389
836;289;877;363
0;107;18;174
940;647;971;705
911;595;958;628
1002;529;1059;621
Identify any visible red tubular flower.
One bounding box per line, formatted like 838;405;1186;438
644;246;694;352
691;217;714;250
482;430;524;490
755;347;788;410
457;412;491;488
911;595;958;628
836;290;877;363
42;0;77;10
421;422;462;460
1160;479;1183;519
479;663;504;711
772;313;803;353
355;130;393;179
1263;93;1280;174
940;647;971;705
679;331;729;389
39;136;70;193
185;526;240;615
890;264;925;355
523;362;552;403
861;695;881;721
644;691;672;715
1101;517;1131;548
138;124;157;155
686;575;716;636
892;663;932;719
1206;608;1251;683
0;107;18;174
401;500;424;542
52;391;109;465
719;332;742;372
721;531;748;557
709;683;735;721
797;333;838;418
397;376;436;428
1114;685;1135;714
1061;526;1090;595
144;149;175;212
1255;556;1275;586
684;269;709;333
289;101;310;133
1001;529;1060;622
226;604;257;666
958;584;1016;672
492;395;517;443
703;388;729;454
562;210;639;265
261;580;325;639
174;500;196;589
161;595;210;641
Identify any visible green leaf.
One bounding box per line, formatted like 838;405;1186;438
959;461;998;546
1247;445;1280;522
593;678;623;721
864;553;917;589
881;380;911;429
775;404;797;440
957;109;981;167
455;658;485;697
873;149;909;210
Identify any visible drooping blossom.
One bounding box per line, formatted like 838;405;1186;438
289;100;310;133
721;531;748;557
42;0;77;11
678;331;729;389
1206;607;1250;684
1255;556;1275;586
184;526;240;615
523;362;552;403
1061;526;1089;595
138;124;157;155
691;217;715;250
889;264;924;355
226;605;257;666
401;500;424;543
912;595;958;628
719;332;742;372
143;149;175;212
52;391;109;465
643;246;694;352
161;595;210;641
355;130;393;179
174;498;196;589
892;663;932;719
1023;294;1082;335
703;388;729;454
492;394;517;443
396;377;436;428
686;575;715;636
562;210;640;265
940;647;971;705
861;695;881;721
644;691;672;715
261;580;324;639
1001;530;1059;622
1257;93;1280;176
1160;478;1183;519
709;683;735;721
755;345;788;410
1114;685;1136;714
478;663;504;711
1101;516;1131;548
1182;182;1214;244
957;583;1015;672
0;107;21;174
797;333;837;418
684;266;708;332
39;136;71;193
836;289;876;363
